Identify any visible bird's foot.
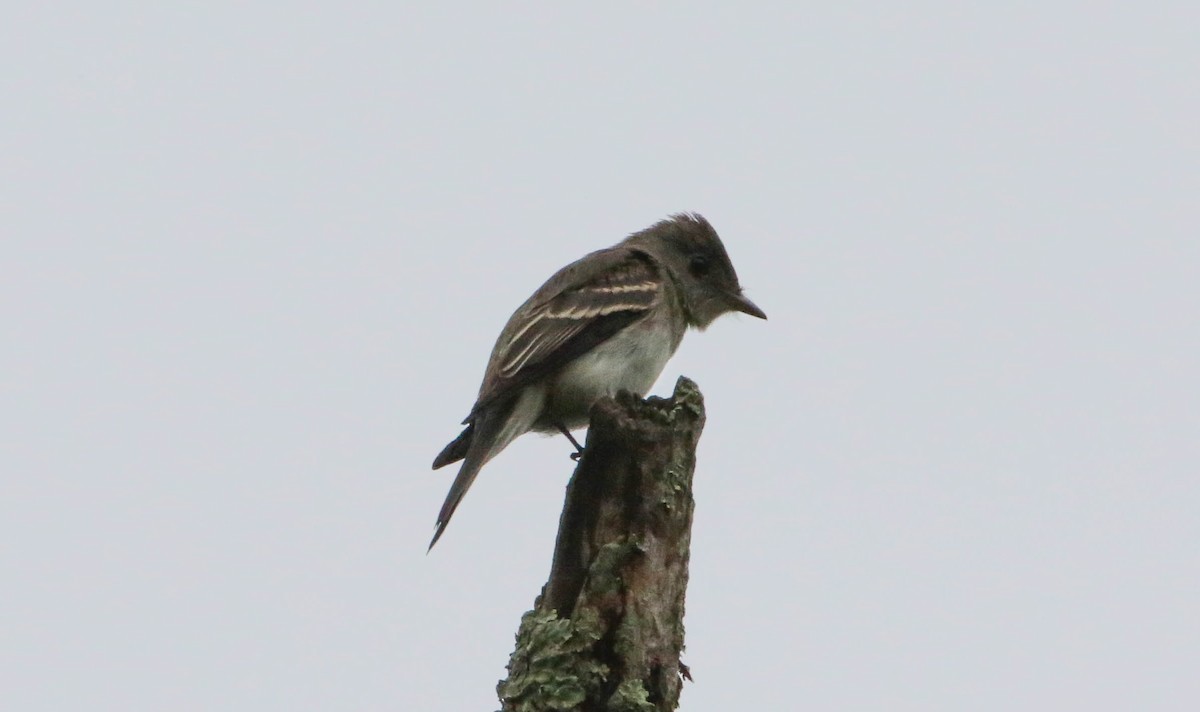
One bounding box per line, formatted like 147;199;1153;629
555;423;586;461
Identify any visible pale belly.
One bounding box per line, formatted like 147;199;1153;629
535;318;679;431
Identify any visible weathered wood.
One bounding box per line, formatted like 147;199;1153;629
498;377;705;712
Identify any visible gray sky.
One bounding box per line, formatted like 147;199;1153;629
3;4;1197;710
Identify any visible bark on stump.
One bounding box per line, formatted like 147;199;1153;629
497;376;705;712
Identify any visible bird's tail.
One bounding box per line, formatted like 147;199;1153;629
428;392;538;550
429;453;485;551
432;423;473;469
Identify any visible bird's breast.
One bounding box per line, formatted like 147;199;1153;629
537;314;681;431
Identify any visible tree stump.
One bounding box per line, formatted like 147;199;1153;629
497;376;706;712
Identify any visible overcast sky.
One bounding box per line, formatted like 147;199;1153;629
3;4;1198;711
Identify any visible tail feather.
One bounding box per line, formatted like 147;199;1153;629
428;404;507;551
428;455;485;550
428;387;544;550
432;423;474;469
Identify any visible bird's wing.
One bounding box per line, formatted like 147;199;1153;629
466;248;663;420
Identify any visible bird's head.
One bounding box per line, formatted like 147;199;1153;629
628;213;766;329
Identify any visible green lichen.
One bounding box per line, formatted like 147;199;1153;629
580;538;639;599
498;608;609;711
611;610;643;661
668;377;705;422
607;678;656;712
658;466;693;509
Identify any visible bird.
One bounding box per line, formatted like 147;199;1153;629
429;213;765;549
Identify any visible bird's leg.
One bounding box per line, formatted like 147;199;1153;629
555;423;586;460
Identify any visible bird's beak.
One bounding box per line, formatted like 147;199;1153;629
729;292;767;320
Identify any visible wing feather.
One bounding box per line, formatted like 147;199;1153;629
466;250;662;419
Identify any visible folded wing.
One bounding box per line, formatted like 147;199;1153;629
468;249;663;420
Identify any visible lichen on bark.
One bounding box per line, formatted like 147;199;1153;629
498;377;705;712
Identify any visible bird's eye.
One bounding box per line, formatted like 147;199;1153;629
688;254;711;277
